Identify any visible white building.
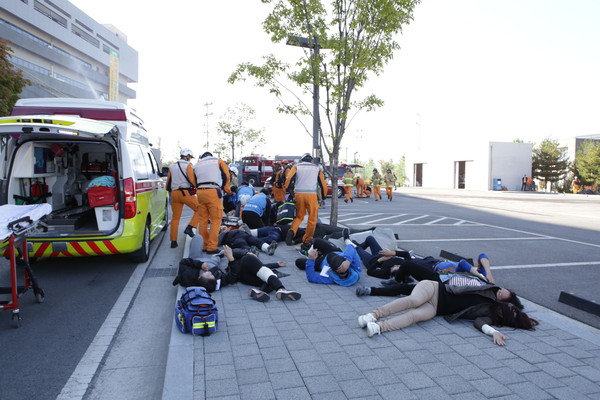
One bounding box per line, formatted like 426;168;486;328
1;0;137;102
405;141;533;191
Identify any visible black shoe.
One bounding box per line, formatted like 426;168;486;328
205;249;220;254
350;198;353;203
344;199;348;203
170;241;178;248
342;228;350;242
249;246;260;256
389;197;392;201
285;230;295;246
183;225;195;238
249;288;270;302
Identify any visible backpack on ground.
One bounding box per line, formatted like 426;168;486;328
174;286;218;336
276;201;296;225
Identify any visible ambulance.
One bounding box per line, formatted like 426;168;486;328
0;98;168;262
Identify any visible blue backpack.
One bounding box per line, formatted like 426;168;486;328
174;287;218;336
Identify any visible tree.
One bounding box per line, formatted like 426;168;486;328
229;0;420;225
0;39;30;116
215;103;265;163
532;138;568;192
574;140;600;189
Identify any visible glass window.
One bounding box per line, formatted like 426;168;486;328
127;144;148;180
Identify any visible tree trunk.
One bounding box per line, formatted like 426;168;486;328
329;154;339;226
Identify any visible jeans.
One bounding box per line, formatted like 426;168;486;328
355;236;383;267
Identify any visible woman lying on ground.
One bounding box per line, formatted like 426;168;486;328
356;251;505;299
353;235;494;282
358;279;538;346
173;235;300;302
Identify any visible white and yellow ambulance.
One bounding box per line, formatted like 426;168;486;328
0;98;168;262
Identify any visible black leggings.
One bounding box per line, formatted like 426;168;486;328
396;260;443;284
238;255;283;291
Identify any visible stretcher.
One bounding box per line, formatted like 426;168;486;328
0;204;50;326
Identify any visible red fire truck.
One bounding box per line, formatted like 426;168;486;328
240;155;276;186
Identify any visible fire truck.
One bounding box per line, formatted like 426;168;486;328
239;155;302;186
239;155;276;186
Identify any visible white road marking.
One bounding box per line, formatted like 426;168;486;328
338;213;382;222
394;215;430;224
492;261;600;270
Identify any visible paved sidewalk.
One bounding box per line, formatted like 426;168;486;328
163;233;600;400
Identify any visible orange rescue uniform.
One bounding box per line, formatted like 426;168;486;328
166;160;200;242
285;162;327;243
193;156;232;252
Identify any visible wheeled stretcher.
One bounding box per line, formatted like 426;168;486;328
0;204;50;326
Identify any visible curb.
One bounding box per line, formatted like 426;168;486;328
162;235;191;400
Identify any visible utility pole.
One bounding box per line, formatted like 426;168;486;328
203;102;213;151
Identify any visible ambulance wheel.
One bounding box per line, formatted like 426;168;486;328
337;187;344;198
161;201;169;232
131;221;150;263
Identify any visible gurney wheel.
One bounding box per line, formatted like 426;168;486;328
35;292;45;304
12;310;21;328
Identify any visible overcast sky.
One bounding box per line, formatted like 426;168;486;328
69;0;600;163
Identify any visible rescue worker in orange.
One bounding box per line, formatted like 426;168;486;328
342;167;355;203
383;168;396;201
271;162;287;202
166;148;200;248
193;151;232;254
284;153;327;245
355;175;366;198
371;168;383;201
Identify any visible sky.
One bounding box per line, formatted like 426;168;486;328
69;0;600;164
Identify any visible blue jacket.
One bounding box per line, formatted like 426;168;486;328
237;185;255;201
243;192;268;216
305;244;362;286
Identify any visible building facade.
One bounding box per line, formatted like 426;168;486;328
405;141;533;191
1;0;137;102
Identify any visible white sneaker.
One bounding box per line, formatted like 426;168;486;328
366;322;381;337
358;313;377;328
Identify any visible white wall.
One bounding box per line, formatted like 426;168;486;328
405;141;532;191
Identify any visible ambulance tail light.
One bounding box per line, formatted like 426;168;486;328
123;177;137;219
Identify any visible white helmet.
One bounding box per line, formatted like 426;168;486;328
230;166;238;175
239;194;252;206
180;148;194;158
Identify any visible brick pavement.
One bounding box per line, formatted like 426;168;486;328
163;234;600;400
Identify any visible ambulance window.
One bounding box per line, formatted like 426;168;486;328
145;151;158;175
128;144;149;180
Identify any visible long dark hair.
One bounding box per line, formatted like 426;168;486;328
492;302;539;330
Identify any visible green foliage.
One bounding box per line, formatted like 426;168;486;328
229;0;420;224
0;40;30;116
532;138;569;191
215;103;265;163
574;140;600;188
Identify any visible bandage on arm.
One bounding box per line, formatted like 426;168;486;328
481;324;498;336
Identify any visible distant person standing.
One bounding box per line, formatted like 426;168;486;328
193;151;232;254
573;176;581;194
371;168;383;201
383;168;396;201
271;162;287;202
166;148;200;248
342;167;355;203
521;174;527;191
284;153;327;245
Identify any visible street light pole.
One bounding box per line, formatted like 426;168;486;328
286;35;326;164
203;102;213;151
